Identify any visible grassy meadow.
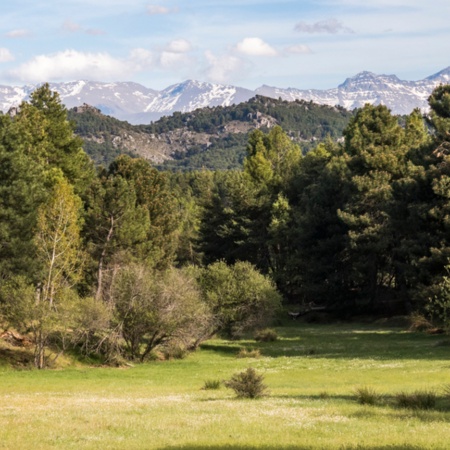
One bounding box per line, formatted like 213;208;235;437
1;321;450;449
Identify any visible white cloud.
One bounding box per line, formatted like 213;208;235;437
295;18;354;34
204;50;249;84
159;51;191;69
0;48;14;63
285;44;312;55
235;37;278;57
147;5;174;15
5;29;30;38
8;50;130;82
129;48;154;70
61;20;105;36
166;39;192;54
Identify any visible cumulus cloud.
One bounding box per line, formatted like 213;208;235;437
166;39;192;54
285;44;312;54
8;50;130;82
204;51;249;84
5;29;30;38
0;48;14;63
235;37;278;56
295;18;354;34
129;48;154;70
147;4;178;15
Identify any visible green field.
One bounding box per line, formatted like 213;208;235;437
1;322;450;449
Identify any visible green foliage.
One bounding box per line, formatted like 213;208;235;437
201;379;222;390
224;367;268;399
110;264;212;361
394;390;437;410
198;261;282;338
354;386;381;405
69;95;352;172
254;328;278;342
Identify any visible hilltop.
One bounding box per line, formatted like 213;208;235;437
68;95;353;170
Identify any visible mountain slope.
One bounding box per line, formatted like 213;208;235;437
1;67;449;124
68;96;353;170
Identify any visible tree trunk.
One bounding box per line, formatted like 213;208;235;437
96;216;114;301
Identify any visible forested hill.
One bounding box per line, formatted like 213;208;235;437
68;96;353;170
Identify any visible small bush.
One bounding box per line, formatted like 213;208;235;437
254;328;278;342
237;348;261;358
354;386;380;405
161;343;187;360
318;391;330;399
394;390;437;410
202;379;221;390
224;367;268;399
408;312;433;332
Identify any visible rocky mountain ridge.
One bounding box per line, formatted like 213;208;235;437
0;67;449;124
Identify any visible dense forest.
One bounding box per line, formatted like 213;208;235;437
68;96;353;170
1;83;450;368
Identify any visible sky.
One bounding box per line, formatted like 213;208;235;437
0;0;449;91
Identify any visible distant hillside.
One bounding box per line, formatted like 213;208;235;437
69;96;353;170
2;67;449;123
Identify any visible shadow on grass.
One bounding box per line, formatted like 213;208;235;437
159;445;429;450
202;325;450;361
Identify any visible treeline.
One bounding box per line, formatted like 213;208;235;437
2;84;450;369
0;85;281;368
175;86;450;323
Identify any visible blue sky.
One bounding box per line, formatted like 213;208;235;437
0;0;448;90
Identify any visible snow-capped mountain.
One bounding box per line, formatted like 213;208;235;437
256;67;450;115
0;67;449;124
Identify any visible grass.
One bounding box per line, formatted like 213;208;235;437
1;322;450;449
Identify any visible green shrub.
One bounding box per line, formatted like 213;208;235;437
354;386;380;405
237;348;261;358
202;379;221;390
161;343;187;360
394;390;437;410
224;367;268;399
254;328;278;342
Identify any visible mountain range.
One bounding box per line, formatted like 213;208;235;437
1;67;449;125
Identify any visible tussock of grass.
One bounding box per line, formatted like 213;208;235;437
201;379;221;390
254;328;278;342
237;348;261;358
394;390;437;410
354;386;381;405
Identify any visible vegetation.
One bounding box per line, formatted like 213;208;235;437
3;82;450;370
68;96;353;170
224;367;268;398
1;323;450;448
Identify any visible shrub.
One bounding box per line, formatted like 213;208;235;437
161;343;187;360
408;312;434;332
224;367;268;399
394;390;437;410
202;379;221;390
354;386;380;405
237;348;261;358
254;328;278;342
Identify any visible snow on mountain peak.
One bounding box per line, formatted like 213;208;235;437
0;68;448;124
